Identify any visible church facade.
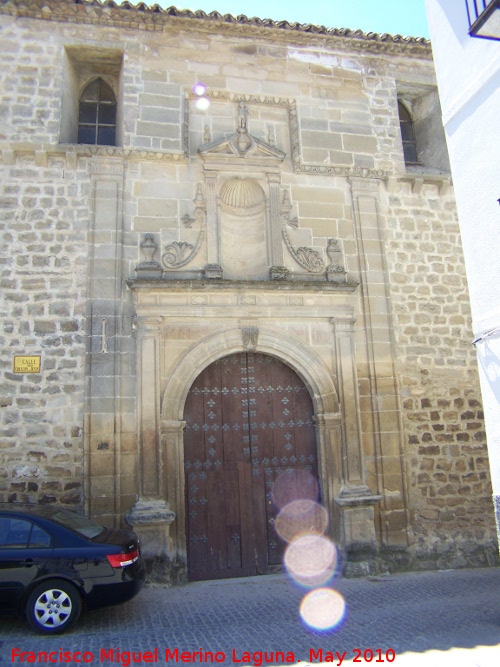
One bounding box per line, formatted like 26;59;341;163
0;0;498;582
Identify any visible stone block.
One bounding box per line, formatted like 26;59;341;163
138;198;178;217
90;452;115;477
301;130;342;150
90;476;116;498
136;121;179;139
291;185;346;204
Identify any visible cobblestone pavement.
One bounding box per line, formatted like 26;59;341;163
1;567;499;666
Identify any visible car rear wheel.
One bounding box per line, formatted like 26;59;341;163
25;580;81;634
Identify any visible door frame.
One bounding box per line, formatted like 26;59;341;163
182;351;320;580
159;326;344;570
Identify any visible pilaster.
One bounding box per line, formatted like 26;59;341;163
161;419;187;563
349;176;409;551
85;157;125;525
267;172;285;269
136;316;162;498
331;314;367;489
204;170;223;277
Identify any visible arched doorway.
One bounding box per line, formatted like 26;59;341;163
183;352;319;581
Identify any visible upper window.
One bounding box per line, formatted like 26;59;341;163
78;78;117;146
398;101;418;165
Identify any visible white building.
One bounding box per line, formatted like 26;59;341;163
425;0;500;548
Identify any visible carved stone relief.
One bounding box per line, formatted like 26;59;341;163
282;226;326;274
242;326;259;351
326;238;348;283
219;176;268;280
162;184;206;270
135;234;162;279
133;96;356;286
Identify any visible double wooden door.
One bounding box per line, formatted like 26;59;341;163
184;353;318;581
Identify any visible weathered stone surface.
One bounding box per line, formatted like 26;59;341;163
0;0;496;578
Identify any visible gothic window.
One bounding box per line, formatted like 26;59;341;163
398;101;418;165
78;78;117;146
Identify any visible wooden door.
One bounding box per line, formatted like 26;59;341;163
184;353;318;581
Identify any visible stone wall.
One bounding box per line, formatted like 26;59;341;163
384;182;496;567
0;0;497;575
0;155;89;507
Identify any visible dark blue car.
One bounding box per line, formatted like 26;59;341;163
0;503;145;634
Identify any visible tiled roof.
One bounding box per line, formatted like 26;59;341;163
0;0;431;51
130;1;430;43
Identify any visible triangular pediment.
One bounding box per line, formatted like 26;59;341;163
199;131;286;162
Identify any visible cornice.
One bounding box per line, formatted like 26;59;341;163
127;278;359;294
0;0;432;58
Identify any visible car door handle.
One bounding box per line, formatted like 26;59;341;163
23;558;38;567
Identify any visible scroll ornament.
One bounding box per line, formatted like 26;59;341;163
282;226;325;273
162;184;206;269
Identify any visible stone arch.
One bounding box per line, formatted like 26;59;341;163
160;326;343;568
161;325;339;422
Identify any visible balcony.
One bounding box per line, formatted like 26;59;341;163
465;0;500;40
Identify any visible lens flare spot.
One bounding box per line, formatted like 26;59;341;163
300;588;346;631
195;97;210;111
276;500;329;543
193;83;206;96
272;469;319;509
284;534;337;587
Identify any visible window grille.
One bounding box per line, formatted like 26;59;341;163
398;101;418;165
78;78;117;146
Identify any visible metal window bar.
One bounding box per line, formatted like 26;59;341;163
78;78;117;146
465;0;500;40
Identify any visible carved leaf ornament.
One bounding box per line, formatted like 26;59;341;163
294;246;325;273
162;241;196;268
282;227;325;273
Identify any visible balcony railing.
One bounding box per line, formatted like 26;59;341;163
465;0;500;40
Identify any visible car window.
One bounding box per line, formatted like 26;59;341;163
0;518;52;549
29;523;51;548
0;517;9;546
0;518;32;548
51;510;105;539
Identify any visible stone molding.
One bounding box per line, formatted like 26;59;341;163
160;325;340;421
89;156;124;175
0;143;188;166
1;91;389;180
192;91;388;180
392;170;453;195
0;0;432;58
153;324;344;562
125;499;175;561
126;499;175;527
127;277;359;293
334;486;382;507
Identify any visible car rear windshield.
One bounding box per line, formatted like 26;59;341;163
51;510;105;539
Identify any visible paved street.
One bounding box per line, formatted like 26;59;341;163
1;567;499;666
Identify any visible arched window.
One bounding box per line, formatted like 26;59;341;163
77;78;117;146
398;101;418;164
